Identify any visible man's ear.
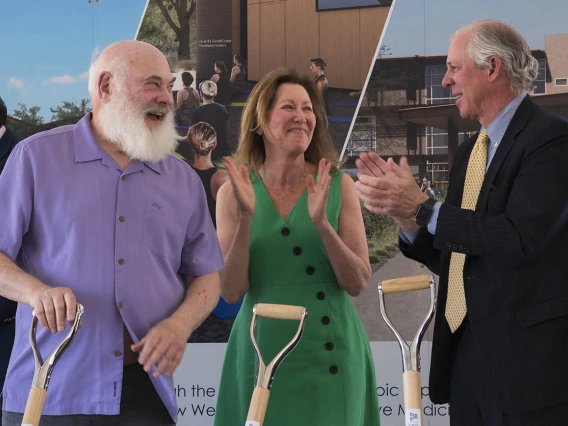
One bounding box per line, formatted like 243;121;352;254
487;56;503;83
98;72;113;103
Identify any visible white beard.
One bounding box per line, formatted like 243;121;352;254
98;90;178;163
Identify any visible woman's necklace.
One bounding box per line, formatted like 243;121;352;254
260;168;306;202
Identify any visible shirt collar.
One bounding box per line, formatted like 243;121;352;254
73;113;162;174
484;91;527;147
73;113;102;163
0;125;6;139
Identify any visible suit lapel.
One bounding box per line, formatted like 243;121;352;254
476;95;536;212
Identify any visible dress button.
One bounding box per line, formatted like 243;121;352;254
329;365;338;374
121;175;126;181
316;291;325;300
281;227;291;236
119;216;125;222
325;342;334;351
321;316;330;325
306;266;315;275
118;302;123;309
293;246;302;255
114;350;122;357
118;258;125;265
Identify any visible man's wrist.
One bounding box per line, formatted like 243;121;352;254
414;197;438;228
396;216;419;234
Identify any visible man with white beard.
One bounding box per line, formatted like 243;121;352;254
0;41;223;426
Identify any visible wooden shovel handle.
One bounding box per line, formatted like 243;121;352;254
22;386;46;426
403;371;423;426
254;303;305;320
245;387;270;426
380;275;431;294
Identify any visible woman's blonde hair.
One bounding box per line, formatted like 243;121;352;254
236;67;341;174
188;122;217;156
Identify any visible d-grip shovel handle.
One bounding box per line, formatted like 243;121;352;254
254;303;306;320
380;274;431;294
21;303;84;426
245;303;308;426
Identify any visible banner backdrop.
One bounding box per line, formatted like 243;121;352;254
173;342;449;426
195;0;233;86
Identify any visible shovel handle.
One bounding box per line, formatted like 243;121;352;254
254;304;306;320
403;371;423;426
380;275;431;294
21;386;46;426
244;387;270;426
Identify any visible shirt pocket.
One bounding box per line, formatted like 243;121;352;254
143;201;185;260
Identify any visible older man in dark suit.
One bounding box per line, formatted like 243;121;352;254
355;20;568;426
0;96;19;422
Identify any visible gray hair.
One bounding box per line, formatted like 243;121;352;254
87;48;128;95
455;20;538;95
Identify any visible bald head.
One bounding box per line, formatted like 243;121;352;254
88;40;171;101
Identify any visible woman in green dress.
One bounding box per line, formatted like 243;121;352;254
214;68;380;426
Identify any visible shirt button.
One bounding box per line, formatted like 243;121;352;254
316;291;325;300
121;175;127;181
119;216;125;222
114;350;122;357
329;365;338;374
293;246;302;255
306;266;315;275
118;258;125;265
118;302;123;309
281;227;291;236
325;342;334;351
321;316;330;325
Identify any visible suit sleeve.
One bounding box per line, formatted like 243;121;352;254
399;228;441;275
434;125;568;265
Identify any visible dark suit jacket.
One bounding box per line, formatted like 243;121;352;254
0;126;20;175
0;126;19;392
400;95;568;414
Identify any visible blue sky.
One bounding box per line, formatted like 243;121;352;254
382;0;568;58
1;0;147;121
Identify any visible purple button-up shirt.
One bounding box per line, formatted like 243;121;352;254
0;114;224;421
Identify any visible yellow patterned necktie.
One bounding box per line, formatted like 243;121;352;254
445;129;488;332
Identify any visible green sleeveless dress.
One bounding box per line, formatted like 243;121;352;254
214;171;381;426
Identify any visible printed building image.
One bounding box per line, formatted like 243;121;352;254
347;33;568;193
178;0;392;154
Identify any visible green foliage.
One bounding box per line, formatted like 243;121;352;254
12;103;43;125
50;99;91;122
138;0;179;55
384;243;398;253
374;248;389;257
137;0;197;62
9;99;89;139
367;240;376;249
360;202;399;243
369;254;380;264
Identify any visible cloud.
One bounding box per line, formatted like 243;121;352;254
43;75;76;86
78;71;89;80
7;77;25;90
